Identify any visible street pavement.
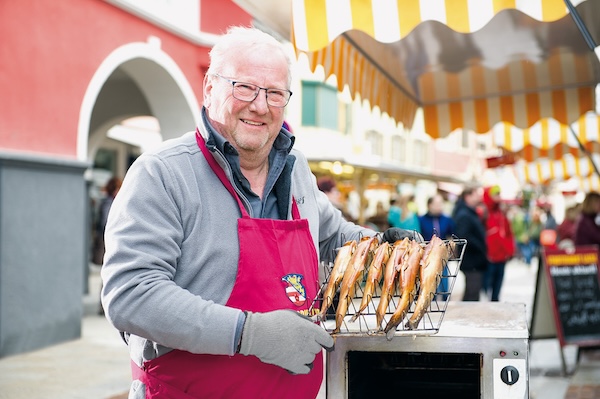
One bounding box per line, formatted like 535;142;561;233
1;259;599;399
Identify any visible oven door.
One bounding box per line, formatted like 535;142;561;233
326;303;529;399
347;351;482;397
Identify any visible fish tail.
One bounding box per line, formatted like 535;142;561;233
334;296;349;333
384;293;411;333
318;296;332;320
375;294;390;329
350;293;371;322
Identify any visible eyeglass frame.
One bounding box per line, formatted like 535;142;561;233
212;73;293;108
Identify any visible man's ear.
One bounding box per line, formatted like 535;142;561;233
203;74;212;107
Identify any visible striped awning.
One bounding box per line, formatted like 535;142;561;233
304;35;421;130
292;0;582;52
491;112;600;162
513;153;600;185
287;0;600;137
566;176;600;191
419;51;596;137
235;0;600;138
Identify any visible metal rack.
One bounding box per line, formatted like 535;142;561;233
309;238;467;338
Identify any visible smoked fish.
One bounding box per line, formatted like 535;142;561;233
334;236;379;333
350;241;391;322
318;240;357;320
406;236;455;330
384;239;424;334
375;237;410;329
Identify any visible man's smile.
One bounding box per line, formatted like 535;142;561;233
241;119;264;126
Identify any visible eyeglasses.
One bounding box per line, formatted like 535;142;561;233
213;74;292;108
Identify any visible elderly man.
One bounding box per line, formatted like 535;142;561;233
101;26;415;398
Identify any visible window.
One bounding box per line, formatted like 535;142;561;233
392;135;405;163
94;148;117;175
414;141;428;167
461;130;469;149
302;81;339;130
338;101;352;135
365;130;383;157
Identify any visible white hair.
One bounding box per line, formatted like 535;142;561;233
207;26;293;86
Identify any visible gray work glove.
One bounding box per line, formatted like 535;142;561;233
239;309;334;374
382;228;425;244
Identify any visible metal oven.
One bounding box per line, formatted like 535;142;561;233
313;238;528;398
325;302;529;398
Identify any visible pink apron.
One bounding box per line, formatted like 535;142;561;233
130;131;323;398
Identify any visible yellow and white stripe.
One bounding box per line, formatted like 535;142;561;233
306;35;420;129
420;52;596;138
491;112;600;162
293;0;571;52
573;176;600;192
558;176;600;192
513;153;600;185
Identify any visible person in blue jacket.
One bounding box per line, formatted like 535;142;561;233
419;193;456;299
419;193;455;241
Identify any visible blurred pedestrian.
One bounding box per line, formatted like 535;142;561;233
482;185;515;301
452;186;487;301
542;204;558;231
557;205;580;248
388;194;421;232
510;206;532;264
92;176;122;266
92;176;122;315
574;191;600;246
366;201;390;231
419;193;456;299
528;207;543;259
317;176;355;222
419;193;455;240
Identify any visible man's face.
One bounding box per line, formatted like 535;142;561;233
466;188;482;207
489;188;501;203
429;195;444;216
203;45;289;157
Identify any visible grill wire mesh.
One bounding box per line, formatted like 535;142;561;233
309;238;467;338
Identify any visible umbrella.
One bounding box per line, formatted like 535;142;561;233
235;0;600;139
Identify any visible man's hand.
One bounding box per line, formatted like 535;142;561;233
239;310;334;374
382;228;425;244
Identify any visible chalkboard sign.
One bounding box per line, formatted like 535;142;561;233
543;246;600;347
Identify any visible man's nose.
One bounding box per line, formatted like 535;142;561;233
249;88;269;112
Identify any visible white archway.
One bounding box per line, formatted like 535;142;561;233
77;36;201;161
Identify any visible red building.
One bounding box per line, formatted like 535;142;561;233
0;0;251;357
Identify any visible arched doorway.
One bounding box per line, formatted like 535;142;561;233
78;39;201;308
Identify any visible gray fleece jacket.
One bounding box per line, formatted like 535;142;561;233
101;120;375;366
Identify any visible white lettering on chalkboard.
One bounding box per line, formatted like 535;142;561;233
567;309;600;327
550;264;597;276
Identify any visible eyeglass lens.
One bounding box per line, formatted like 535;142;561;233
233;82;290;107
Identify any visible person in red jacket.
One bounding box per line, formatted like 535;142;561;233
482;186;515;301
574;191;600;246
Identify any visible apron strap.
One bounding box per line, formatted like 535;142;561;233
196;129;249;218
290;197;301;220
196;128;301;221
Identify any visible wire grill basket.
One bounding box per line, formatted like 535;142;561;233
309;238;467;338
